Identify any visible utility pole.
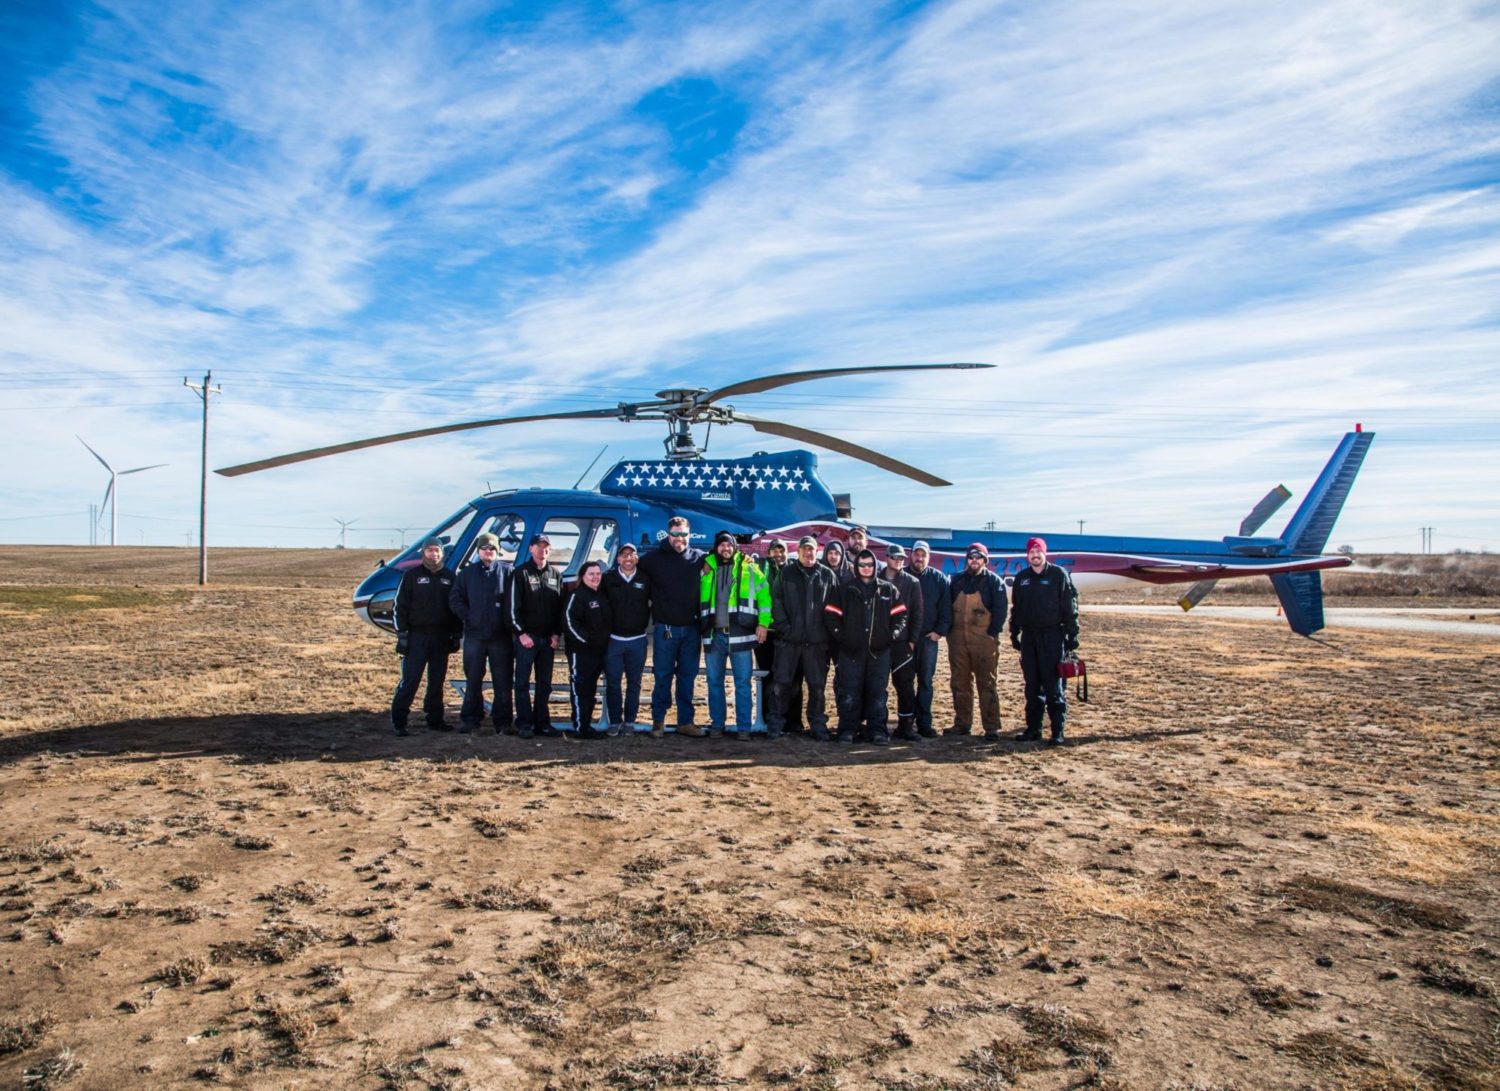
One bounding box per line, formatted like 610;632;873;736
1078;520;1086;535
183;371;222;585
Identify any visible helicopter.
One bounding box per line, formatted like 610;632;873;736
217;363;1373;637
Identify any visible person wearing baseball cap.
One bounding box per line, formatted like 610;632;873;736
945;541;1007;738
450;531;516;735
510;530;565;737
391;536;461;736
601;541;650;733
768;534;838;739
907;541;952;738
639;515;707;736
1009;536;1080;745
881;544;925;742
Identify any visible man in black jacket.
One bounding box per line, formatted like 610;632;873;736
510;533;564;738
947;543;1007;738
881;544;925;742
601;542;650;732
770;535;837;740
391;538;461;736
450;532;514;735
639;515;707;737
824;549;908;746
1010;537;1080;745
755;539;802;733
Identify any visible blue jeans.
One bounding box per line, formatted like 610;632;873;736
604;635;647;726
915;637;942;730
704;630;754;729
650;624;701;725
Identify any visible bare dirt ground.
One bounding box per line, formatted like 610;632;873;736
1;547;1497;1090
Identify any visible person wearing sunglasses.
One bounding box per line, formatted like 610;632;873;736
450;532;515;736
639;515;708;736
823;548;908;746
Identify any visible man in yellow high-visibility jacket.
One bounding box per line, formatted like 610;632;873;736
699;531;771;738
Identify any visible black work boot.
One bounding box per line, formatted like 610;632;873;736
1047;726;1066;746
1015;727;1043;742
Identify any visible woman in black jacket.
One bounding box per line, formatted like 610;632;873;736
564;562;613;740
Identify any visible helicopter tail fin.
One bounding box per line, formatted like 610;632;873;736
1278;428;1375;555
1270;571;1325;636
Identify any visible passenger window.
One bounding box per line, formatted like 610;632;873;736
540;518;585;571
583;520;619;568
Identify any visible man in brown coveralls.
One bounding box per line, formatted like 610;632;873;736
946;542;1007;738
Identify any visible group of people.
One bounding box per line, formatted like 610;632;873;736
390;516;1080;746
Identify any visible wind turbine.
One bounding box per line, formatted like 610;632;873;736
78;437;167;547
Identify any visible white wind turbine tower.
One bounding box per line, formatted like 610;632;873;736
78;436;167;547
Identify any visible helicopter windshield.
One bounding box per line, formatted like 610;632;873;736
458;512;524;567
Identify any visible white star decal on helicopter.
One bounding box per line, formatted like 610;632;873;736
646;476;659;486
799;481;811;491
776;467;788;477
770;480;783;490
623;464;636;474
631;476;643;486
792;468;804;478
616;475;630;486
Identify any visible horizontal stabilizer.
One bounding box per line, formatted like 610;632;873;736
1180;484;1293;611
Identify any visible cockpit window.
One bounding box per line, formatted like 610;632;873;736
460;513;524;567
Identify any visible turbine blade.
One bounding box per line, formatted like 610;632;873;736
100;478;115;517
705;362;993;404
733;412;952;487
119;463;168;475
77;435;113;472
216;407;624;476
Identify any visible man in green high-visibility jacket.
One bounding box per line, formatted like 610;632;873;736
699;531;771;738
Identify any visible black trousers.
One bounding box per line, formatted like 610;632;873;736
889;641;918;729
770;641;827;732
461;635;514;729
1019;629;1068;733
514;635;556;731
759;634;803;730
834;648;892;739
568;648;606;732
392;630;449;728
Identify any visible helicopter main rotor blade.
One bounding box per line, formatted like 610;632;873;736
216;407;625;477
705;362;993;404
733;412;953;487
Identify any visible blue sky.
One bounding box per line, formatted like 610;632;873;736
1;0;1497;552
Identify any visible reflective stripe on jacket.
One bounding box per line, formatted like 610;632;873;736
698;553;772;647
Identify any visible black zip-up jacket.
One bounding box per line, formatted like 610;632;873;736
395;563;460;634
510;558;564;637
772;560;837;645
1009;562;1079;642
638;539;706;626
949;567;1008;637
601;567;651;637
881;567;926;644
450;560;511;641
824;576;908;656
564;585;613;654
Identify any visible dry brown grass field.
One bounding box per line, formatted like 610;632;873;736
1;546;1497;1090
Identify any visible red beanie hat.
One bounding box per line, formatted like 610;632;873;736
1026;536;1047;553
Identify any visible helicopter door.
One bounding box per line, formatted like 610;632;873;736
538;516;619;579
